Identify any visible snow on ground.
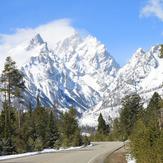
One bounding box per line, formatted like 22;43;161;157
140;58;163;90
81;132;91;137
0;152;39;161
79;103;120;127
0;145;85;161
81;75;101;92
127;158;136;163
126;154;136;163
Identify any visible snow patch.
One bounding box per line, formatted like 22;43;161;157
126;154;136;163
0;145;85;161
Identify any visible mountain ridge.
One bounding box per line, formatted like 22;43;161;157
80;44;163;126
20;33;119;115
1;32;163;126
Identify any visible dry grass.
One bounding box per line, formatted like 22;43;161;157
104;147;127;163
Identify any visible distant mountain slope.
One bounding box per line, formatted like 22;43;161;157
1;31;163;127
80;45;163;126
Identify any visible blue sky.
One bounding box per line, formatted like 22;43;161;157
0;0;163;65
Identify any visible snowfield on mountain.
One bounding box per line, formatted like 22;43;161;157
1;32;163;127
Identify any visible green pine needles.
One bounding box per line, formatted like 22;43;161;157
0;57;90;156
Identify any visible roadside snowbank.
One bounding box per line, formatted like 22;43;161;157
0;145;86;161
126;154;136;163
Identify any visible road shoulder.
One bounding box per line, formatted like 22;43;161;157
104;146;127;163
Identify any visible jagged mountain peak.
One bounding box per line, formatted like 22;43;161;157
131;45;161;60
26;33;45;51
128;48;145;64
6;28;163;127
150;45;160;53
52;33;120;80
2;30;163;127
84;35;99;44
32;33;44;44
147;45;163;59
20;32;120;114
135;48;145;54
55;32;82;47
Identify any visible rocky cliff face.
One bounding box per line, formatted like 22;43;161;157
20;33;119;114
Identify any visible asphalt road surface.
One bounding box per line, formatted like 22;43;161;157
1;142;124;163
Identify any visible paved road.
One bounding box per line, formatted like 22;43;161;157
1;142;123;163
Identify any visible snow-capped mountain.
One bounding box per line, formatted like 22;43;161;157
80;45;163;126
20;33;119;114
1;31;163;127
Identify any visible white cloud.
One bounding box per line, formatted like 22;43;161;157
140;0;163;21
0;19;76;71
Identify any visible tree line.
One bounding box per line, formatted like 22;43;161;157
90;92;163;162
95;92;163;162
0;56;163;162
0;57;90;155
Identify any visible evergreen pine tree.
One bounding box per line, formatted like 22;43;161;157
130;92;163;162
46;111;59;148
59;108;82;147
120;94;142;139
0;56;25;107
82;136;90;146
146;92;161;121
2;108;17;155
130;119;151;163
0;57;25;155
111;118;122;140
0;112;4;155
97;113;107;135
15;111;34;153
33;95;48;149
